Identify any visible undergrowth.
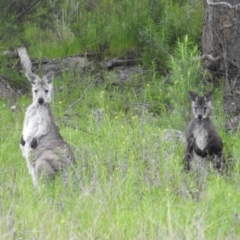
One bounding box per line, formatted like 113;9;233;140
0;0;203;68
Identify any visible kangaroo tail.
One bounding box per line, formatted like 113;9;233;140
17;47;32;75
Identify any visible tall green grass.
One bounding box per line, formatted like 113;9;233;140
1;97;240;239
0;37;240;239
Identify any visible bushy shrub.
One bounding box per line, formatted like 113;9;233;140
0;0;203;67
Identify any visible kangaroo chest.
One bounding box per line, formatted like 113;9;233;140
23;105;50;143
193;124;208;150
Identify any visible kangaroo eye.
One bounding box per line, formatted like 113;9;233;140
34;90;38;93
204;107;207;111
45;90;49;93
194;107;197;112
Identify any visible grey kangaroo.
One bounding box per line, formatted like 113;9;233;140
184;91;225;172
19;47;75;187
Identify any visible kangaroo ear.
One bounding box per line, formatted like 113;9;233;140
43;71;54;84
204;91;213;102
188;91;198;102
26;72;38;84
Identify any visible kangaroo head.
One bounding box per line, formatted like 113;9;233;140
26;71;54;106
188;91;213;121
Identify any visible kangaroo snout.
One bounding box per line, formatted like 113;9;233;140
38;98;44;105
197;114;203;120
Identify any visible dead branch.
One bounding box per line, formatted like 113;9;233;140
63;83;93;116
206;0;240;9
4;0;16;17
2;50;18;59
0;75;19;99
193;54;222;62
223;44;231;95
100;58;141;69
16;0;41;20
220;23;233;31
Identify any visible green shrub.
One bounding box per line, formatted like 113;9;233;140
139;0;203;69
0;0;203;67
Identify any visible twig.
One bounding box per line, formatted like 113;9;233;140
4;0;16;17
223;44;230;95
220;23;233;31
63;83;93;116
206;0;240;9
16;0;41;20
62;118;93;135
193;54;221;62
100;58;142;69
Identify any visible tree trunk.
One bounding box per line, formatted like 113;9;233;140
202;0;240;125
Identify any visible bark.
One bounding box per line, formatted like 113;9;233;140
202;0;240;126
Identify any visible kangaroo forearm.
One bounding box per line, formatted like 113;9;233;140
34;125;50;139
194;145;222;157
20;135;25;146
23;119;30;132
23;109;34;126
194;147;208;157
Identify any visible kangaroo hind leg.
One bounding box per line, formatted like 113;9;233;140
35;152;60;185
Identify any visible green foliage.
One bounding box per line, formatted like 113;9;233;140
132;36;205;129
0;73;240;238
0;0;203;65
0;1;237;239
165;35;202;129
139;0;203;69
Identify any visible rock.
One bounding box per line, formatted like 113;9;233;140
10;105;16;111
92;108;105;129
225;115;240;131
163;129;186;145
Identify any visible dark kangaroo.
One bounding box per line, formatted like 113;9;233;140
184;91;225;172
